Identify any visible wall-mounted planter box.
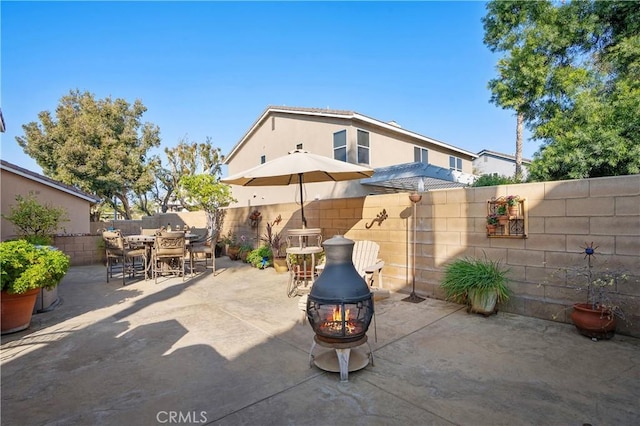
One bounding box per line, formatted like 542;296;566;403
487;197;527;238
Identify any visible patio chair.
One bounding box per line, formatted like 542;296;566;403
188;229;216;275
352;240;385;289
102;229;147;285
151;230;186;283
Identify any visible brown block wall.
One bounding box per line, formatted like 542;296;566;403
221;174;640;337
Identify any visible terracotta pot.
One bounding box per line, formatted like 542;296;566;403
508;205;519;217
293;264;314;280
570;303;617;339
1;288;40;335
227;247;240;261
486;224;497;235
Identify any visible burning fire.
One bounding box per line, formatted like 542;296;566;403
331;306;350;322
320;305;357;335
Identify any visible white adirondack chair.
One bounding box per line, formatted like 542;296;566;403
351;240;384;288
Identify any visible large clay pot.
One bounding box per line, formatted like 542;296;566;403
570;303;617;340
227;247;240;261
1;288;40;334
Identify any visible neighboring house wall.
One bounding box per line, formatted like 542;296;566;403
0;164;97;240
474;150;531;179
220;174;640;337
224;107;477;208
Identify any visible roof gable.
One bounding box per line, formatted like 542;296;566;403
0;160;101;203
476;149;532;164
224;105;477;163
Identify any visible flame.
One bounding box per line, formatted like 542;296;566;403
330;306;350;322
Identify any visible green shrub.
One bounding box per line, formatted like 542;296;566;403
0;240;70;294
471;173;518;187
1;192;69;244
441;256;510;304
247;245;273;269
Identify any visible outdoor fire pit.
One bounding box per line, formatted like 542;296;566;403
306;235;374;381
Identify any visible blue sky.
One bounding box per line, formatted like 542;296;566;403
1;1;537;175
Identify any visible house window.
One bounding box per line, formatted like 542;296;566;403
357;130;369;165
296;143;303;150
449;156;462;171
414;147;428;163
260;155;266;164
333;130;347;162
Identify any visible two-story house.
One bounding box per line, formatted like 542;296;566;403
473;149;531;180
223;106;476;207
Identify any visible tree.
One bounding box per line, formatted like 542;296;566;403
16;89;161;219
483;1;554;181
150;137;225;213
2;192;69;245
178;175;236;243
484;1;640;181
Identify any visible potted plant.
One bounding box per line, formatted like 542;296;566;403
496;203;509;224
237;235;253;262
486;214;499;235
2;192;70;313
222;231;240;260
0;240;70;334
261;215;288;272
247;245;273;269
561;242;631;340
506;195;520;216
440;255;510;315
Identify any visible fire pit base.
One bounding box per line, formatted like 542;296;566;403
309;336;373;381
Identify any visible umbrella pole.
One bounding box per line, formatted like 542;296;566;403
299;173;307;228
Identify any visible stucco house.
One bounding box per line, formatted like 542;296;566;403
223;106;476;207
1;160;101;241
473;149;531;180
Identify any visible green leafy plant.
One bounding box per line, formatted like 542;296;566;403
471;173;518;187
0;240;70;294
486;214;499;226
506;195;520;206
2;192;69;245
236;235;253;262
441;255;510;305
496;204;507;215
221;230;237;248
247;245;273;269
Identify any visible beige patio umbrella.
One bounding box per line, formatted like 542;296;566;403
221;149;374;228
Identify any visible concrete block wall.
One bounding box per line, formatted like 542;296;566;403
221;174;640;337
53;234;104;266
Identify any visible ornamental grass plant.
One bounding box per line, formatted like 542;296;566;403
441;255;510;305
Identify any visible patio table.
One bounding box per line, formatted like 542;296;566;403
125;234;199;279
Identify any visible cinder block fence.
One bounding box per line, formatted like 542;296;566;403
56;174;639;337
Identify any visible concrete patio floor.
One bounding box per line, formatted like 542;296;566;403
2;257;639;425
